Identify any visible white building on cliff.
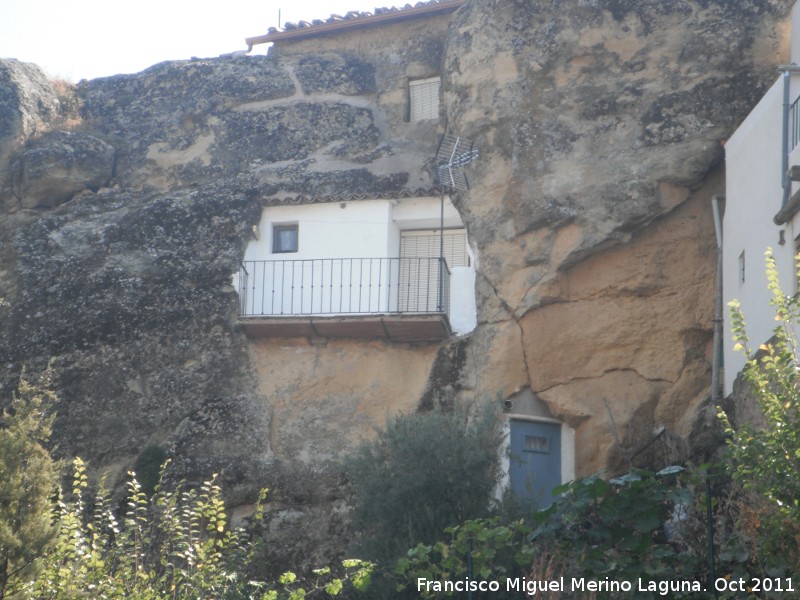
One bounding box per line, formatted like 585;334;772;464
723;1;800;394
239;0;574;509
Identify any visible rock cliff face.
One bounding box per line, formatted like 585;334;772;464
0;0;793;569
443;0;790;473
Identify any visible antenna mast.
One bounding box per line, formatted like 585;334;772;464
433;133;479;311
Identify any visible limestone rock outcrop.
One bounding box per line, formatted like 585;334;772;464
0;48;446;561
11;130;115;209
442;0;790;473
0;59;60;147
0;59;63;202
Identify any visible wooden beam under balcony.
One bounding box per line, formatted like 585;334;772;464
238;313;451;343
774;184;800;224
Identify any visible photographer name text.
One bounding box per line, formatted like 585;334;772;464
416;576;795;596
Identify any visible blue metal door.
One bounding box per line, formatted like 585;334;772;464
509;420;561;508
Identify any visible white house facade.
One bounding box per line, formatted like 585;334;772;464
723;1;800;394
236;194;477;340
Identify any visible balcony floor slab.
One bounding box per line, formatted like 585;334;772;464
238;313;451;343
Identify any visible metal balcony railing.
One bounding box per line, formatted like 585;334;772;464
791;94;800;153
238;257;451;318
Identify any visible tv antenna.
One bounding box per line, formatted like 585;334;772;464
431;133;479;312
435;133;480;191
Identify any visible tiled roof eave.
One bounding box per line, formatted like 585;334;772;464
261;187;439;206
246;0;466;48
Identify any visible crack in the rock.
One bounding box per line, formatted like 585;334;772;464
533;367;674;395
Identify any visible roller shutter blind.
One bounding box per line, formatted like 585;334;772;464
398;229;467;312
399;229;468;266
409;77;441;122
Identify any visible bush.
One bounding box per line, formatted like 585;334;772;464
0;370;60;600
24;458;373;599
528;469;702;589
0;368;373;599
397;516;534;599
30;458;256;598
345;402;503;564
720;248;800;573
396;467;702;599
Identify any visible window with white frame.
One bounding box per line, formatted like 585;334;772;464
409;77;441;122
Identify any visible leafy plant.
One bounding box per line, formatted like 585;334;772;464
345;402;504;564
0;369;60;600
395;467;702;599
397;517;533;599
529;469;699;585
30;458;257;598
723;249;800;514
25;458;373;599
720;247;800;572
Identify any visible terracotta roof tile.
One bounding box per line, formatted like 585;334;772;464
246;0;465;48
261;187;438;206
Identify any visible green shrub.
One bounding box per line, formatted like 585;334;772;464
396;467;702;599
25;458;372;599
0;370;60;600
529;469;701;587
720;248;800;573
133;444;168;496
397;517;534;599
345;402;503;564
29;458;258;598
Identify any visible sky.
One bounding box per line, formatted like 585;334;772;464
0;0;385;82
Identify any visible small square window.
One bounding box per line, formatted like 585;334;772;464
523;435;550;454
273;224;298;253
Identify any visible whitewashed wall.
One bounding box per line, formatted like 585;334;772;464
237;196;478;335
723;2;800;394
245;200;393;261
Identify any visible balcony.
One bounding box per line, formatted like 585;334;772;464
237;257;452;342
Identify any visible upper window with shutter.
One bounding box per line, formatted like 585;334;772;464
399;229;469;267
409;77;441;122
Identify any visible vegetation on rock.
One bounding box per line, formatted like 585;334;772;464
344;402;504;565
0;375;373;600
397;467;702;599
721;248;800;574
0;370;60;599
